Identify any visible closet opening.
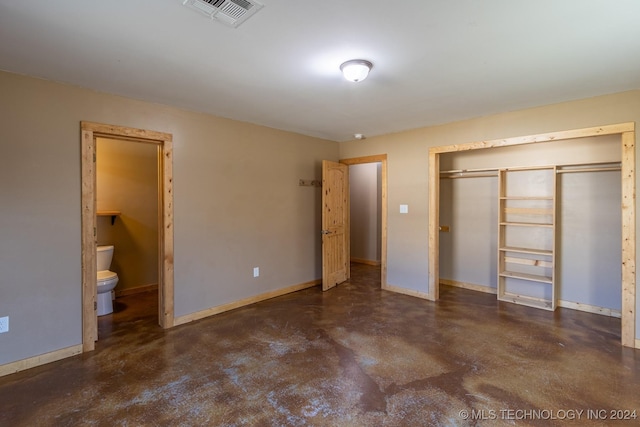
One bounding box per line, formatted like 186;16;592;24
428;123;636;347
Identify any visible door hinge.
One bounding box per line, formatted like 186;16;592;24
93;152;96;163
94;227;96;237
94;301;97;311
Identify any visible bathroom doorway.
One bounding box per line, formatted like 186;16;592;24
96;137;159;327
80;122;174;352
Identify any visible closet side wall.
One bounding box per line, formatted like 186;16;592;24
439;177;498;288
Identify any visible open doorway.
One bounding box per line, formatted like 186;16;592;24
96;137;159;336
80;122;174;352
340;155;388;289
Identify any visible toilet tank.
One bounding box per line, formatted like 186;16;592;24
97;245;114;271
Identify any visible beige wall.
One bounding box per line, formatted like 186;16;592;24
339;90;640;334
0;71;338;366
97;137;159;293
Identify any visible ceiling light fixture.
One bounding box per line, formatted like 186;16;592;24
340;59;373;83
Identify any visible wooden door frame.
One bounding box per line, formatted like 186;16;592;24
428;122;636;348
81;121;174;352
340;154;388;289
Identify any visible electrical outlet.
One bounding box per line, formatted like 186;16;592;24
253;267;259;278
0;316;8;333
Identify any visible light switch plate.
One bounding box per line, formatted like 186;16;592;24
253;267;260;278
400;204;409;214
0;316;8;333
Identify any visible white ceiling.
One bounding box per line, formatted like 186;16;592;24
1;0;639;142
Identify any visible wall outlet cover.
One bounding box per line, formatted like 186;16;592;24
0;316;8;333
400;204;409;214
253;267;260;277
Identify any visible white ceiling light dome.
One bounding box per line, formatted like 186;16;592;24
340;59;373;83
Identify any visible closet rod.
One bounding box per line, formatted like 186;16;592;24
440;167;499;179
441;173;498;179
561;161;620;168
440;161;621;179
440;167;499;174
557;166;621;174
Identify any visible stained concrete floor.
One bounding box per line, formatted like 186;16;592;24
1;264;639;426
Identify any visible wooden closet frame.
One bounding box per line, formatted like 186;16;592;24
427;122;636;348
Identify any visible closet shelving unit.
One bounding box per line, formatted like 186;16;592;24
439;161;621;312
497;166;557;310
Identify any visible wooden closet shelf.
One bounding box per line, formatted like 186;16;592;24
500;222;553;228
500;196;554;200
504;207;553;215
498;293;554;311
499;246;553;256
499;270;553;284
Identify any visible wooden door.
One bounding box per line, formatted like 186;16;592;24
322;160;349;291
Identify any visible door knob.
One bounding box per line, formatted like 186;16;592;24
321;230;332;235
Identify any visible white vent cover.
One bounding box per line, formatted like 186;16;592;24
183;0;264;28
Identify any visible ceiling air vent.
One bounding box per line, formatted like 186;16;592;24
183;0;264;28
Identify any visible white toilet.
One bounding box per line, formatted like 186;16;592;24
97;245;119;316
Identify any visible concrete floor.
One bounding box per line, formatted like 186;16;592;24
1;264;639;426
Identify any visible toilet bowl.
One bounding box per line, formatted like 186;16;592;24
97;245;119;316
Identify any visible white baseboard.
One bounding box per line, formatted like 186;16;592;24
174;279;321;326
0;344;83;377
441;278;622;318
